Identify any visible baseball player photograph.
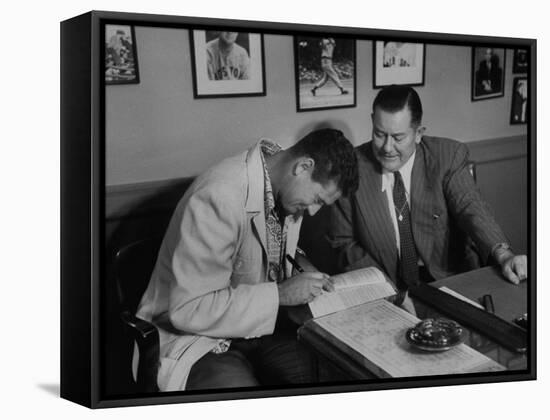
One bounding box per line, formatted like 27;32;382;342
205;31;251;80
190;29;266;97
295;35;356;111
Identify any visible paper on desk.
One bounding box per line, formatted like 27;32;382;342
312;299;505;378
309;282;395;318
309;267;395;318
439;286;485;309
331;267;388;290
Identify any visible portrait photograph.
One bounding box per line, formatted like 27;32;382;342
373;41;425;88
513;48;528;73
511;77;528;124
294;36;356;111
190;29;265;98
471;47;506;101
105;24;140;84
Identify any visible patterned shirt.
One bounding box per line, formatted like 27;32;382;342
260;139;291;283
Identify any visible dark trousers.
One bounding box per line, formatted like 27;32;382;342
186;314;314;390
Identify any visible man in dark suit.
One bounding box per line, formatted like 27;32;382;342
475;48;503;97
329;85;527;294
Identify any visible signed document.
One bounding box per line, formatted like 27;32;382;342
310;299;505;377
309;267;396;317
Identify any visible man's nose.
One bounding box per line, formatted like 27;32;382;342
307;203;322;216
382;135;394;153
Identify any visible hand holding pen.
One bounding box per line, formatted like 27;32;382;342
276;254;334;306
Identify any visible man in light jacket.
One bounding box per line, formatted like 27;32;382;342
135;128;359;391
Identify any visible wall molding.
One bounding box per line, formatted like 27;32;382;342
106;134;528;220
467;135;527;165
106;177;194;220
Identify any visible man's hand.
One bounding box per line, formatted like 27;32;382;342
495;249;527;284
278;272;334;306
500;254;528;284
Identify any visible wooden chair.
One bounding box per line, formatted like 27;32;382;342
114;236;163;393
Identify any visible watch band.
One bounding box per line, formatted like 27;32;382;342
492;242;513;261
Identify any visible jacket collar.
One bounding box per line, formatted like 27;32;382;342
244;141;267;213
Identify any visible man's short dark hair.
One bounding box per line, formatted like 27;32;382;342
372;85;423;127
290;128;358;196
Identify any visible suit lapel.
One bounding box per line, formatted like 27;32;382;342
355;145;399;275
410;143;436;264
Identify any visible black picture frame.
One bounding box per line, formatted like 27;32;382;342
189;29;266;98
373;41;425;88
510;77;528;124
513;48;528;73
294;35;356;112
61;10;536;409
105;24;140;85
471;46;506;101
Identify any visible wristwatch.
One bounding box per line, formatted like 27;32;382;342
492;242;512;254
492;242;513;261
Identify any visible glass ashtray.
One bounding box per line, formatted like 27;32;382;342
406;318;464;352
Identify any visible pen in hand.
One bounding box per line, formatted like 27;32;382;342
285;254;333;292
286;254;304;273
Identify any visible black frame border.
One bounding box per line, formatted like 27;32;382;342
60;10;537;409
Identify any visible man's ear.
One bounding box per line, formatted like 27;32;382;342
293;157;315;176
415;125;425;144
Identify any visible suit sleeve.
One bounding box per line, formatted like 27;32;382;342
167;183;278;339
328;196;383;273
443;143;509;264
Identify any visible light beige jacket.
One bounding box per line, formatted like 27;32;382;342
134;141;302;391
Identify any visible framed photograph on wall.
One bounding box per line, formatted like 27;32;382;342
373;41;425;88
105;25;140;85
471;46;506;101
61;11;535;409
513;48;528;73
294;36;356;112
510;77;528;124
189;30;265;98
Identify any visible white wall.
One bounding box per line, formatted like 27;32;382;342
106;27;527;186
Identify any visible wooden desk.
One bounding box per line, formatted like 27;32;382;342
298;266;528;380
431;266;527;323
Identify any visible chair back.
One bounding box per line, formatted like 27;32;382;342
113;236;163;393
115;236;163;315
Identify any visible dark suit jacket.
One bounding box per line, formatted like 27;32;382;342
475;60;503;96
329;136;508;284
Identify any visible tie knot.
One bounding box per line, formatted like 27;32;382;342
393;170;403;184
